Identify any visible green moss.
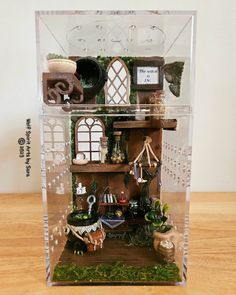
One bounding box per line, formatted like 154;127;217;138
127;224;154;247
53;261;181;283
129;88;137;104
96;89;105;104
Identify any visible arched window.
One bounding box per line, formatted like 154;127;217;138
43;118;65;163
75;117;105;161
105;57;130;104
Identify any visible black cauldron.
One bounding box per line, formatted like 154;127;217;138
67;210;99;226
76;57;107;102
65;210;99;254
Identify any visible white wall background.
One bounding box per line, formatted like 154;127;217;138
0;0;235;193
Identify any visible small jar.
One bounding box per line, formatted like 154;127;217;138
129;199;139;217
148;91;165;122
157;240;175;263
118;191;128;204
111;131;125;164
100;137;108;164
75;183;88;210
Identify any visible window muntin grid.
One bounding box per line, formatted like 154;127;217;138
75;117;105;161
105;57;130;104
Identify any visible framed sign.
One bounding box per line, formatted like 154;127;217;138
133;57;164;90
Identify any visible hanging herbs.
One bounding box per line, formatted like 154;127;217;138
124;172;130;189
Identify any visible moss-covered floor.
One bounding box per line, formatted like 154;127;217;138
53;239;181;283
53;261;181;283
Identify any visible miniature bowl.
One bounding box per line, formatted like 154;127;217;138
48;59;76;73
73;158;88;165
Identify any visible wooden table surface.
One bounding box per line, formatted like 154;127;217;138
0;193;236;295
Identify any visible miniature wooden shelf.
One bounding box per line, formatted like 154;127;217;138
42;72;83;105
99;202;130;207
70;163;130;173
113;119;177;130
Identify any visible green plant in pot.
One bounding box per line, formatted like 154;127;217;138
47;53;76;74
145;200;179;253
145;200;172;233
126;200;171;248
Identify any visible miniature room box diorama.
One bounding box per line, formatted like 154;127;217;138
36;10;196;285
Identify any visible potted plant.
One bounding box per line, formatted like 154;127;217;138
127;199;172;248
47;53;76;74
144;200;174;251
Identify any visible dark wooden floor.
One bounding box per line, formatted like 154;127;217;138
58;238;158;267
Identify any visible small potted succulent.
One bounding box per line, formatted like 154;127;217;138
47;53;76;73
144;200;174;251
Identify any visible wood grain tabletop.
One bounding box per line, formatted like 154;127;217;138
0;192;235;295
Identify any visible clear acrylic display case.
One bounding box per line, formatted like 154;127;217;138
36;10;196;286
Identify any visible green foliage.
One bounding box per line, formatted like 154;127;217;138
72;175;76;198
53;261;181;282
162;203;169;215
70;117;79;160
80;77;97;88
71;117;80;199
129;88;137;104
145;200;172;233
97;56;113;69
96;90;105;104
47;53;67;60
127;224;155;247
90;179;98;195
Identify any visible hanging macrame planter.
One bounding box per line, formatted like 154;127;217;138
129;136;160;184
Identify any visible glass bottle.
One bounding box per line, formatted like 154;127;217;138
111;131;125;164
75;183;87;211
99;136;108;163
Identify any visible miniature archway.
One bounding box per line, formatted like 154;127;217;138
75;117;105;161
105;57;130;104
